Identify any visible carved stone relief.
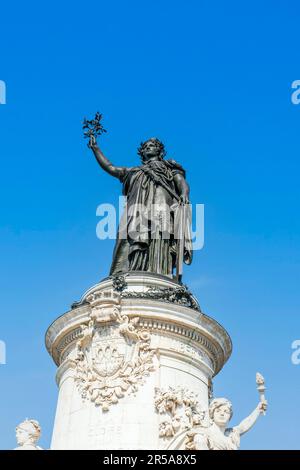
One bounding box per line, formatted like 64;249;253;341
154;386;205;441
74;305;157;411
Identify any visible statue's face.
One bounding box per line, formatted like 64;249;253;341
16;426;32;445
142;140;160;161
213;405;231;427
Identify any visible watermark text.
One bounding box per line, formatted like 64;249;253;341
96;198;204;250
291;80;300;105
0;80;6;104
291;340;300;365
0;340;6;365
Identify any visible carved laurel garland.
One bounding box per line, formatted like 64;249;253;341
154;386;205;440
74;306;158;411
121;285;200;311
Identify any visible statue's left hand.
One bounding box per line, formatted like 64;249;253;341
179;194;190;205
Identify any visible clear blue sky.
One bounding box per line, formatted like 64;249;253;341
1;0;300;450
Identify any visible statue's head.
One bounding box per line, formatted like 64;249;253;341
209;398;233;427
137;138;166;163
16;419;41;446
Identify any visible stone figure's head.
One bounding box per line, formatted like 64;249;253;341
209;398;233;427
137;138;166;163
16;419;41;446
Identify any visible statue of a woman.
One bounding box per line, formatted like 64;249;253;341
89;135;192;279
185;397;267;450
14;419;42;450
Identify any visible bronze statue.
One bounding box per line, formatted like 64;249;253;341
84;113;192;281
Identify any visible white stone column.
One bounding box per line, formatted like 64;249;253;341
45;274;231;450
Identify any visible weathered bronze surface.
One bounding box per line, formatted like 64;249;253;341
84;114;193;281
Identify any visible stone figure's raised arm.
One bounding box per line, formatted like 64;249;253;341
235;400;267;436
89;135;127;180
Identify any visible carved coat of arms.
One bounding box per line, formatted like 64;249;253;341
74;308;157;411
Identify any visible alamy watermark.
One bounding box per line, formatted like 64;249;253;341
95;198;205;250
291;340;300;365
291;80;300;105
0;80;6;104
0;340;6;365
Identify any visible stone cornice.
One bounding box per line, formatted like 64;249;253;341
46;277;231;376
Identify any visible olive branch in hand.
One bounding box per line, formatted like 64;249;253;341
83;112;107;143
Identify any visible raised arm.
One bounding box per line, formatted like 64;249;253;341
235;401;267;436
89;135;127;180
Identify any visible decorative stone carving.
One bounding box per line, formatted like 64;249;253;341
86;288;122;324
183;374;268;450
121;285;200;311
155;386;205;441
77;320;94;350
112;274;128;292
74;309;158;411
85;288;120;309
14;419;43;450
46;275;232;449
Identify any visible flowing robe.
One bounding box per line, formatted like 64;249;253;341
109;158;192;277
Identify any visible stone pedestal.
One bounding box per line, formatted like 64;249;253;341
45;273;231;450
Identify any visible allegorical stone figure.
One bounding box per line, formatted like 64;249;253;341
14;419;42;450
185;397;267;450
88;130;193;280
